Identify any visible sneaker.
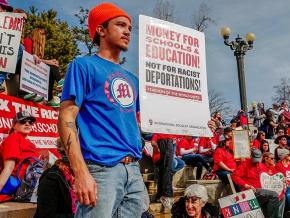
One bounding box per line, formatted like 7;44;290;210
0;85;5;93
23;93;37;100
160;196;173;209
32;96;44;103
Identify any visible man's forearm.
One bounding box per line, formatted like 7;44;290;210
58;102;89;175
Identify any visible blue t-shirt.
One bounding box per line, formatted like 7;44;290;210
61;55;142;166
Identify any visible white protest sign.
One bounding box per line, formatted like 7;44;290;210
260;172;285;200
20;51;50;100
139;15;212;136
233;130;251;158
0;12;25;74
218;190;264;218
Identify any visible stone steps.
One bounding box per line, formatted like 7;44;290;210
0;202;36;218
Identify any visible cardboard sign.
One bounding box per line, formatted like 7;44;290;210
260;172;285;200
0;12;25;74
20;51;50;100
0;93;60;157
218;190;264;218
139;15;212;137
233;130;251;158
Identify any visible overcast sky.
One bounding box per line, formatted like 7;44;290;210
11;0;290;113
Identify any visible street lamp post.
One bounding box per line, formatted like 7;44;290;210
220;27;256;112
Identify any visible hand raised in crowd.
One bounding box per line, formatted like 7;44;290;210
74;171;97;207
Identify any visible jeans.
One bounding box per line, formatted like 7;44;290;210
286;187;290;209
0;72;7;85
156;138;174;198
255;188;281;218
172;157;185;173
215;170;240;192
182;154;210;179
75;162;145;218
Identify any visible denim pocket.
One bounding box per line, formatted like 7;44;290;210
87;164;107;173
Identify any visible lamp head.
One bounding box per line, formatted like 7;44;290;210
246;32;256;45
220;26;231;39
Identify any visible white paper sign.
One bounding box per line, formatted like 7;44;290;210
233;130;251;158
260;172;285;200
20;51;50;100
139;15;212;136
0;12;25;74
218;190;264;218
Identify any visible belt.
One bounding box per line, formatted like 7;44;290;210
85;155;136;165
120;155;136;165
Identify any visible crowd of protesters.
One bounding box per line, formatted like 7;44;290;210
0;0;63;108
2;0;290;217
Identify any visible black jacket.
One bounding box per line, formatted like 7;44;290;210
34;165;74;218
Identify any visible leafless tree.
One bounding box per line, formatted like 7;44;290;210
191;3;215;32
153;0;175;22
273;77;290;104
208;89;233;119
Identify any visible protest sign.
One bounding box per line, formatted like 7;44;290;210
0;93;59;157
218;190;264;218
232;130;251;158
139;15;212;136
260;172;285;200
20;51;50;100
0;12;25;74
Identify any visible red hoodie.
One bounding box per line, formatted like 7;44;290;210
232;159;276;190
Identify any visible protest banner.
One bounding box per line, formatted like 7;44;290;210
0;12;25;74
20;51;50;100
232;130;251;158
218;190;264;218
260;172;285;200
139;15;212;136
0;93;59;157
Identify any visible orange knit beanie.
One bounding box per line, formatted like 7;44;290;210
88;2;131;41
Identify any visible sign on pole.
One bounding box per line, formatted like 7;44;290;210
218;190;264;218
232;130;251;158
139;15;212;136
0;12;25;74
20;51;50;100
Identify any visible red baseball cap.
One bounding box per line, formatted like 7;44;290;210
88;2;131;41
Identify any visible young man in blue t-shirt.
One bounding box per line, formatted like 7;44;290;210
58;3;145;218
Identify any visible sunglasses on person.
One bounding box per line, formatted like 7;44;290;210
19;119;34;125
266;157;274;160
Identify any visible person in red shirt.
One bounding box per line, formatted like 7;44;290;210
232;150;282;218
176;136;211;180
275;149;290;210
198;120;219;167
252;131;266;150
213;137;236;185
259;140;270;154
0;111;38;202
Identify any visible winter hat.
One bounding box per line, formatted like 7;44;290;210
88;2;131;40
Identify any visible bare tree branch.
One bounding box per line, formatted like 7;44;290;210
272;77;290;104
208;89;233;119
153;0;175;22
191;3;215;32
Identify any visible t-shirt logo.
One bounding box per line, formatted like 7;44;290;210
111;78;134;107
104;73;136;110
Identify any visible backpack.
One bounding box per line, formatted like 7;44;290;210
14;157;46;202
